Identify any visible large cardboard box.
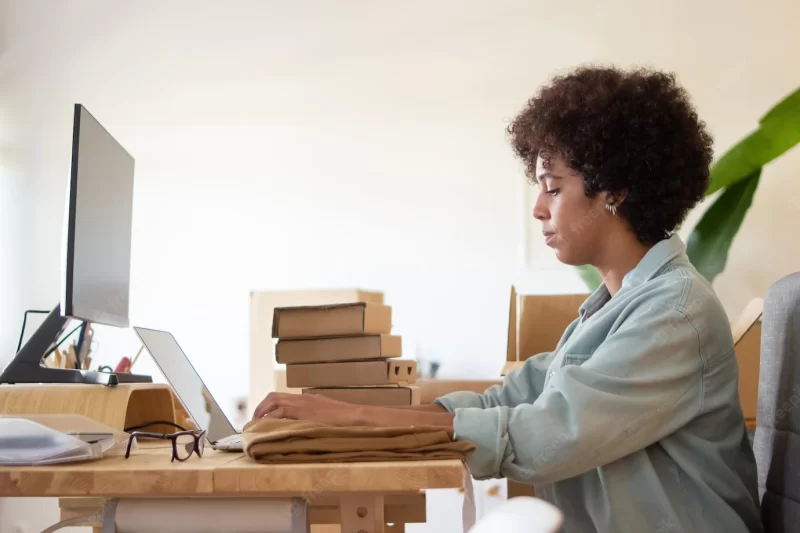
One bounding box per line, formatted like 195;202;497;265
502;286;588;375
731;298;763;425
500;286;764;427
507;480;537;498
303;386;420;406
276;335;402;364
249;289;384;416
286;359;417;388
272;303;392;339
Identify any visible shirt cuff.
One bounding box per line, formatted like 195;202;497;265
452;406;512;479
434;391;487;412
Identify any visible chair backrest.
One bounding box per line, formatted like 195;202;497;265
468;496;563;533
753;272;800;532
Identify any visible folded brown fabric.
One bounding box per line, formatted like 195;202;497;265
242;418;475;464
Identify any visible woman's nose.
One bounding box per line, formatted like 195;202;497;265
533;192;549;221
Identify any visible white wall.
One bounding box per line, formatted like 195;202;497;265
1;1;799;531
4;0;799;408
0;0;24;373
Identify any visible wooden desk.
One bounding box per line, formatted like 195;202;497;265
0;383;465;532
0;446;465;533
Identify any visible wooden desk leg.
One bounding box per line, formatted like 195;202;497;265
340;494;385;533
59;497;104;532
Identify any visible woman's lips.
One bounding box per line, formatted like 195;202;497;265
542;230;556;245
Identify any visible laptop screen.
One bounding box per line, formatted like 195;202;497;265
133;327;236;443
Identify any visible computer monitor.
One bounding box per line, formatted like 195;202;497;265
1;104;148;385
63;104;134;327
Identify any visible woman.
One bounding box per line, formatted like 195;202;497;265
254;66;763;533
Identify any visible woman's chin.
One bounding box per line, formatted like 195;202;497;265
553;247;582;266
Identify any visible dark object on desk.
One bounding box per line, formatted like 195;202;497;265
124;420;188;433
0;305;152;386
125;429;206;462
74;321;89;369
16;309;50;353
0;105;151;386
2;306;116;385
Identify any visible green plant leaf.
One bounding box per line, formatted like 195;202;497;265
706;86;800;196
575;264;603;291
687;168;761;283
760;86;800;127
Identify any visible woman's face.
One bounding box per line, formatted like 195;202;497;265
533;152;610;266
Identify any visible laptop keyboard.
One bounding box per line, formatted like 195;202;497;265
217;434;242;445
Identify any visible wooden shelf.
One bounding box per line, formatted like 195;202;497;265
0;383;179;432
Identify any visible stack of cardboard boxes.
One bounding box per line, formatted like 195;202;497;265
272;302;420;406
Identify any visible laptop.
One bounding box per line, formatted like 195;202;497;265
133;327;243;452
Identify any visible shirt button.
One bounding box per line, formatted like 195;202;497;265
549;372;555;377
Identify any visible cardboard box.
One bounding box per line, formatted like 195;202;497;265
499;286;763;427
276;334;402;364
303;386;420;406
249;289;383;415
731;298;763;424
416;379;503;404
286;359;417;388
272;302;392;339
502;286;588;375
507;480;536;498
273;368;302;395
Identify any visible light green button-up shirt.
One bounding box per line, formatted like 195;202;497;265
436;235;762;533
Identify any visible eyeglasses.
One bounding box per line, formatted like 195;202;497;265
125;428;207;462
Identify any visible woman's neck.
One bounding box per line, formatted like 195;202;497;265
593;232;653;296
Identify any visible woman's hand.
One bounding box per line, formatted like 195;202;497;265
252;392;364;426
252;392;456;430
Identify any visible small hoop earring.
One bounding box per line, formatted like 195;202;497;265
605;204;617;216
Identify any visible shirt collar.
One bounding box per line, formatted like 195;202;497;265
621;233;687;290
578;234;687;319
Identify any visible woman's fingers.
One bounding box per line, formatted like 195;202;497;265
253;392;297;420
252;393;362;425
264;406;287;419
253;394;276;420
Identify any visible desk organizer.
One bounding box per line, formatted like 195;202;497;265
0;383;180;432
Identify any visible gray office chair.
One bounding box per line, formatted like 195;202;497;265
753;272;800;532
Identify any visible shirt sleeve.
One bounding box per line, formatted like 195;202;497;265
434;349;557;411
450;305;706;482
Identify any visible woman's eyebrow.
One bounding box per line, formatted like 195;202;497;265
536;172;563;184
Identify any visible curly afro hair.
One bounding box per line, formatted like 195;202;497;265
507;65;714;245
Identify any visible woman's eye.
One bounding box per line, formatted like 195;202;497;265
547;189;560;196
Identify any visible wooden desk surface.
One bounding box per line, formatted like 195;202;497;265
0;446;465;498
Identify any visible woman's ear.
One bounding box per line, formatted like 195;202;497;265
605;189;628;208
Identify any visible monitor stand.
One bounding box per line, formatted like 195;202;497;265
0;304;152;386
